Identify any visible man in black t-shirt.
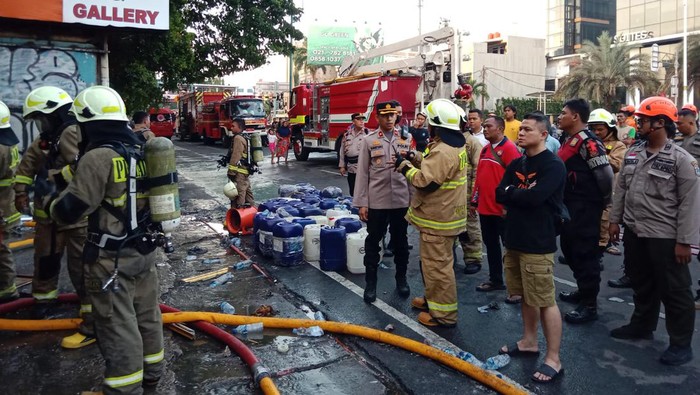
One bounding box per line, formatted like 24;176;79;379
409;112;429;152
495;112;566;384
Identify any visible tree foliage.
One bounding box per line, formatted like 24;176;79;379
555;32;660;109
109;0;303;112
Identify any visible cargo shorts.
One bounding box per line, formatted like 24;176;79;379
504;249;556;307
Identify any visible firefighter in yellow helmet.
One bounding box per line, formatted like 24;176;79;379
0;101;21;303
15;86;93;348
227;117;255;207
48;86;164;393
396;99;468;327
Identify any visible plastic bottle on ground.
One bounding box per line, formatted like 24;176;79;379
232;259;253;270
292;325;324;337
231;322;264;335
202;258;222;264
220;302;236;315
314;311;325;321
484;354;510;370
209;272;233;288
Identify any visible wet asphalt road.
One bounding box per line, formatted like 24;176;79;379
1;137;699;394
172;139;700;394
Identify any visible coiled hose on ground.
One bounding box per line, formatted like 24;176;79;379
0;295;529;395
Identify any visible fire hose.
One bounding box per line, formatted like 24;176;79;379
0;296;529;395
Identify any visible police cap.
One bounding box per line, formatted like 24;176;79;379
351;112;366;120
376;101;398;115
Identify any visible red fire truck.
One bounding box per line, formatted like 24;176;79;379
288;25;458;161
148;108;176;138
288;74;421;161
176;84;230;141
200;96;267;146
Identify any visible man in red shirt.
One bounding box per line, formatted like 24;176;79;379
471;116;521;299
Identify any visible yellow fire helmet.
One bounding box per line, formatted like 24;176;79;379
71;85;129;123
23;86;73;118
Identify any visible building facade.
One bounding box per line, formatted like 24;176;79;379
547;0;617;57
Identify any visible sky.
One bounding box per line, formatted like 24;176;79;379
225;0;548;88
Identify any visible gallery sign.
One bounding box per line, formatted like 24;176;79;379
1;0;169;30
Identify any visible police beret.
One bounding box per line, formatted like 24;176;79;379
351;113;366;120
376;102;398;115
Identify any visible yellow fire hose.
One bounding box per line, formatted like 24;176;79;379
0;313;529;395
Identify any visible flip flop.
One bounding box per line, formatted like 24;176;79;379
476;282;507;292
531;363;564;384
505;295;523;304
499;342;540;356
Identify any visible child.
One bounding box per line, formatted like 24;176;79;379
267;129;277;164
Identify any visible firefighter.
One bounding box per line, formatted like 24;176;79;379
339;113;369;196
609;96;700;366
48;86;165;393
0;101;20;304
396;99;468;327
354;101;412;303
459;119;484;275
131;111;156;142
227;118;255;208
15;86;93;348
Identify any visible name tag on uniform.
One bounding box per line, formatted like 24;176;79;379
650;158;675;174
624;158;638;165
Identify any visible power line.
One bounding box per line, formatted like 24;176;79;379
485;67;546;78
486;69;545;91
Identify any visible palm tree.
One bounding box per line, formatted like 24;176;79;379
292;38;327;85
555;32;660;109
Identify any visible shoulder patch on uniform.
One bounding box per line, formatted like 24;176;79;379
576;131;588;140
569;137;579;146
691;161;700;177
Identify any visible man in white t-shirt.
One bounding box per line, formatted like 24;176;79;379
468;109;488;146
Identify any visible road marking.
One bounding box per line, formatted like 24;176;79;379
305;261;531;394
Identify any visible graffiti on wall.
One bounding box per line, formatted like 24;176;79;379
0;42;97;151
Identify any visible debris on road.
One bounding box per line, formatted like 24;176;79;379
187;246;208;255
608;297;625;303
253;305;275;317
180;267;229;283
209;272;233;288
477;302;500;313
292;326;324;337
384;324;395;332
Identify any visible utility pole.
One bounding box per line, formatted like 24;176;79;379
683;0;689;104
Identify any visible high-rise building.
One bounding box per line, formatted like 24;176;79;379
547;0;617;57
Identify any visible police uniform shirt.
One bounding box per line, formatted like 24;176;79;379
677;132;700;161
339;126;367;174
353;128;412;209
611;139;700;245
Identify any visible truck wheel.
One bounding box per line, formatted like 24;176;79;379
293;136;309;161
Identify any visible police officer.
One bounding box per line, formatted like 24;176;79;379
556;98;613;324
339;113;369;196
0;101;20;303
396;99;467;327
354;101;412;303
49;86;165;393
460;118;484;276
609;96;700;366
227;118;255;208
15;86;93;348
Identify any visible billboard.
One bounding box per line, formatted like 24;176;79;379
0;0;169;30
307;25;384;66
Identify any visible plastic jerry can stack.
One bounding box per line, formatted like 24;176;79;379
292;218;316;228
298;205;324;218
319;199;337;211
252;212;267;253
272;222;304;267
306;215;329;226
346;228;368;274
320;226;347;271
259;216;285;258
303;224;322;263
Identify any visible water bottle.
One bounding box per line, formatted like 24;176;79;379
277;208;291;218
202;258;222;265
260;209;270;217
313;311;325;321
456;351;484;368
229;237;242;248
232;259;253;270
220;302;236;315
484;354;510;370
292;325;324;337
232;322;263;335
209;272;233;288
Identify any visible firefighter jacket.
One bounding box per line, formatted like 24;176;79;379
353;128;412;209
463;131;483;197
50;145;150;249
603;134;627;174
133;126;156;143
677;132;700;161
611;139;700;245
339;126;368;174
0;143;20;228
14;124;84;229
228;133;249;176
398;134;469;236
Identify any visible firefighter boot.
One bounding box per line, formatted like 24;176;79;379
364;266;378;303
61;332;96;349
395;265;410;298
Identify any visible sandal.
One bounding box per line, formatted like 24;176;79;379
606;245;622;255
531;363;564;383
499;342;539;356
475;282;507;292
505;295;522;304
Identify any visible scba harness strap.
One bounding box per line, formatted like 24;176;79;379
86;142;155;253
